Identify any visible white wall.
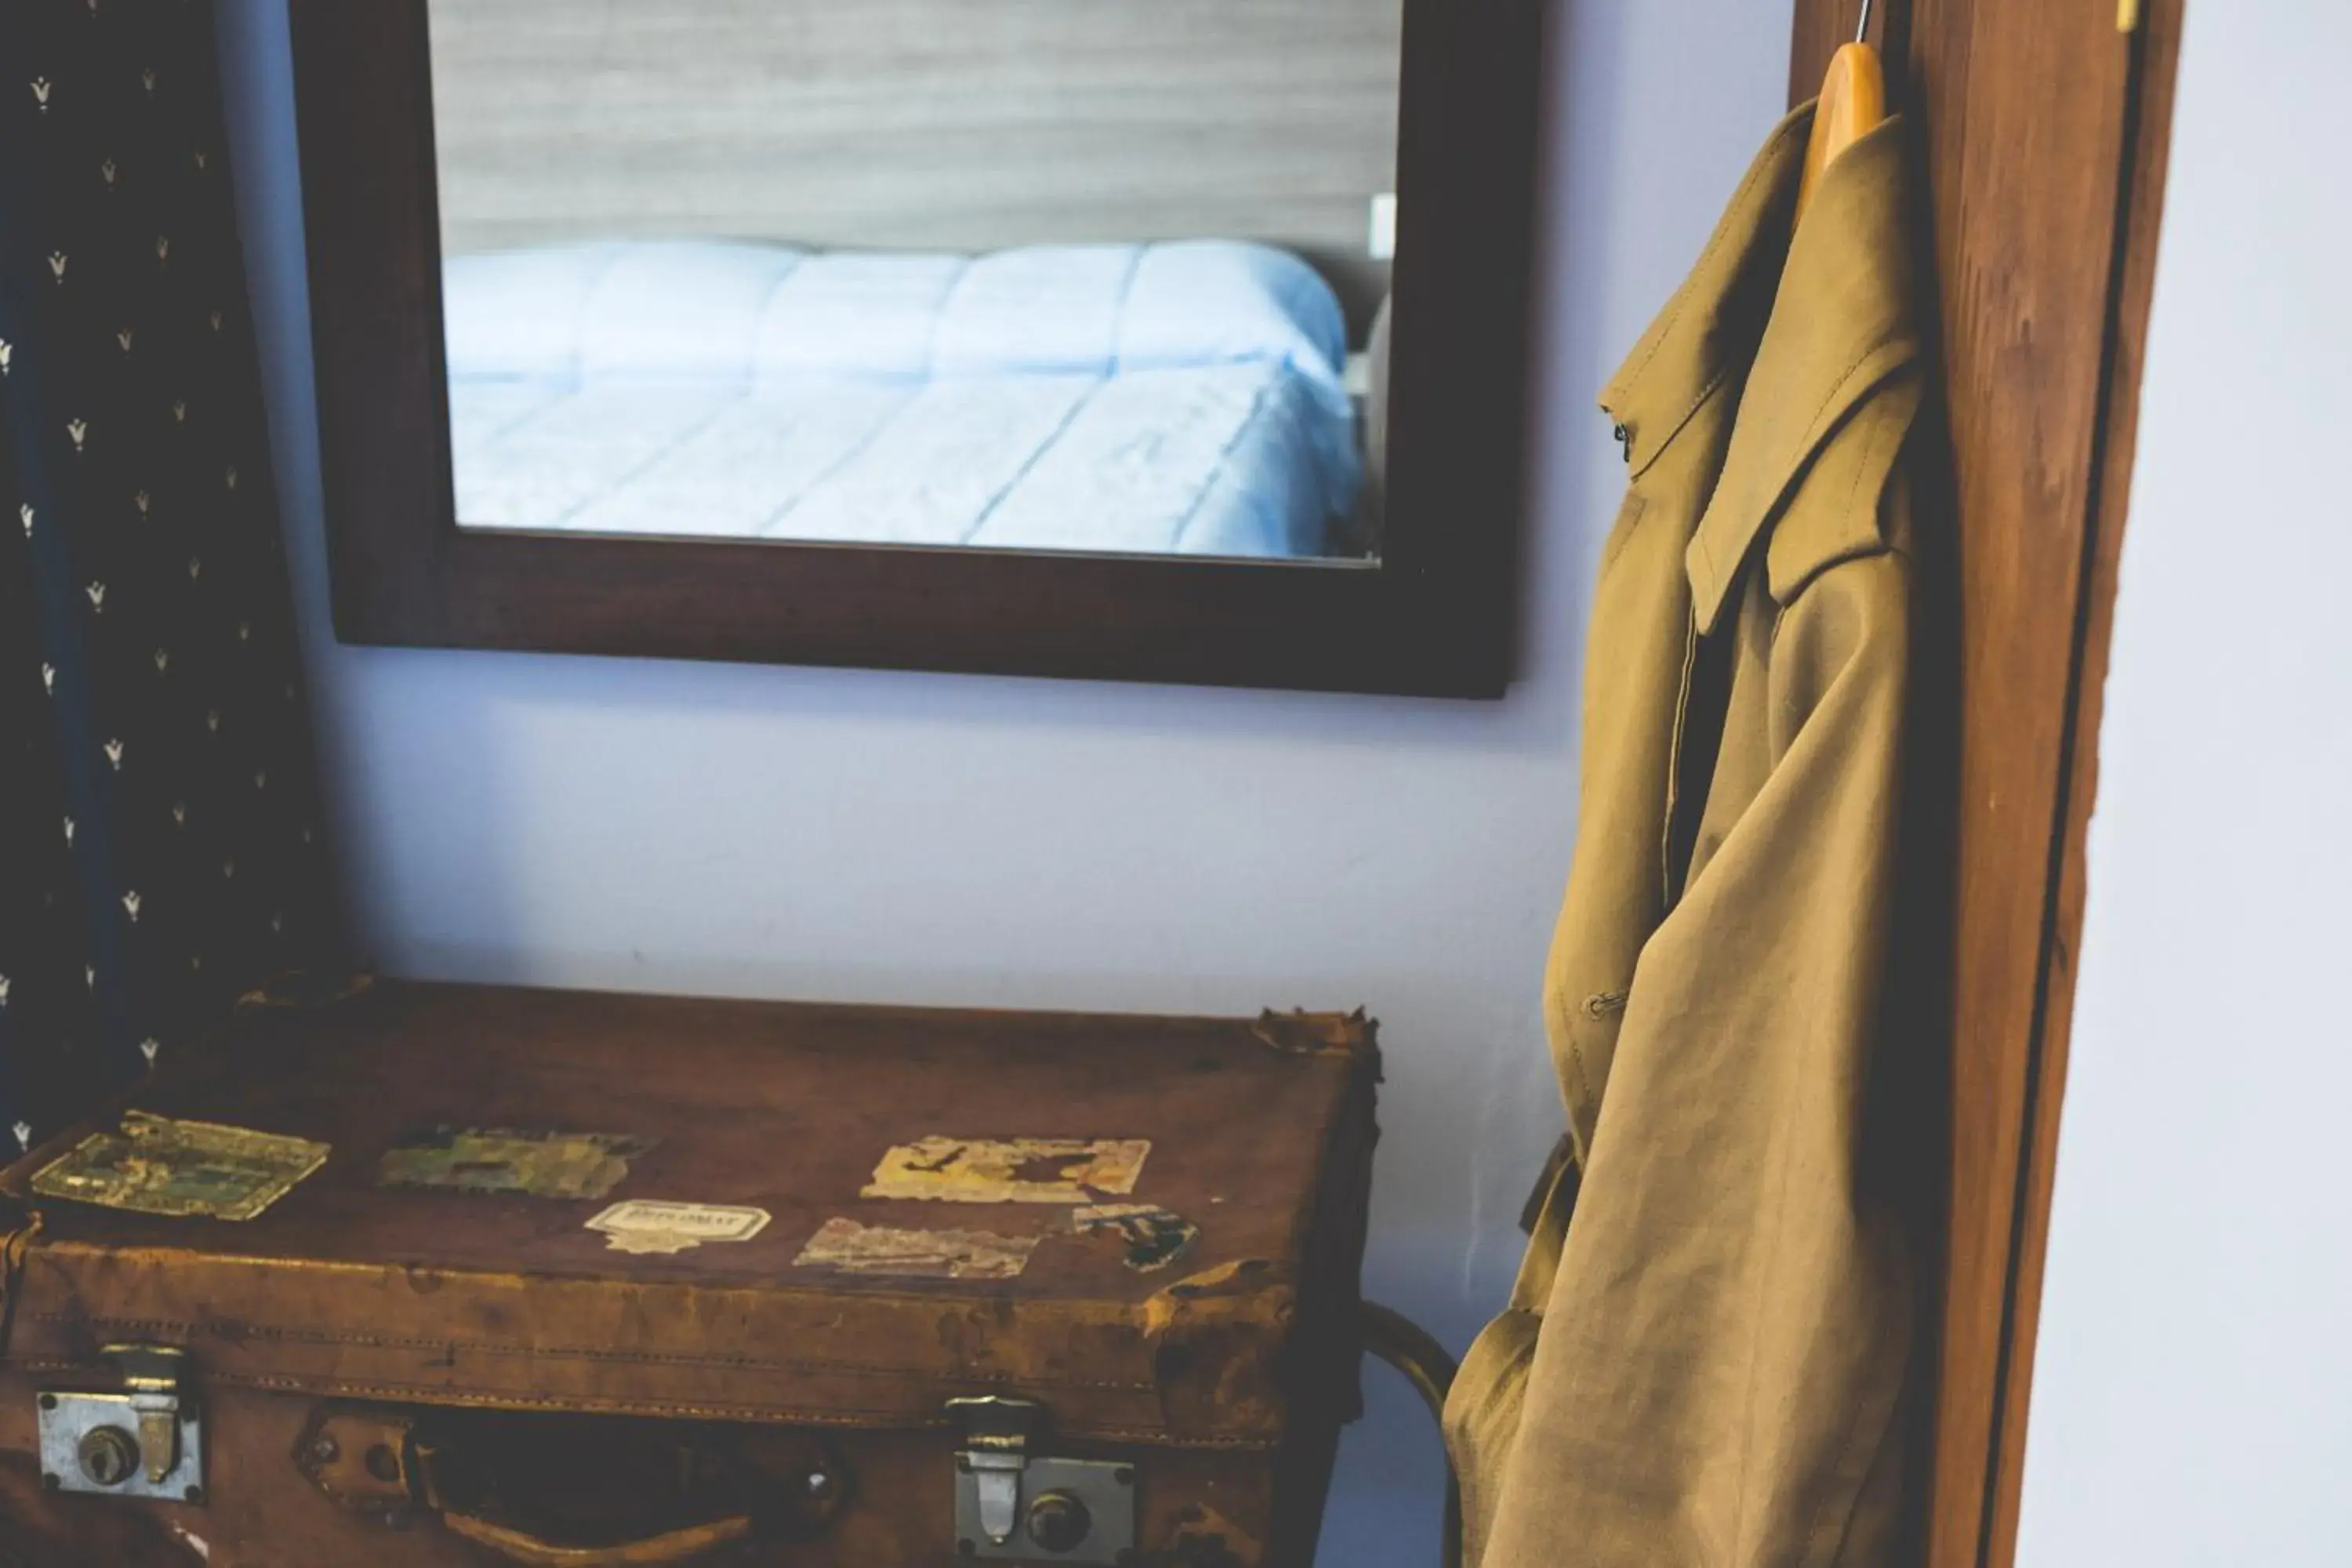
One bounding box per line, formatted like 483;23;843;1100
211;2;1796;1560
2016;7;2352;1566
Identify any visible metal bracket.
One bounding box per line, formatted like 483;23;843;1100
951;1396;1035;1547
37;1343;205;1504
295;1403;418;1520
948;1396;1135;1565
1250;1007;1372;1058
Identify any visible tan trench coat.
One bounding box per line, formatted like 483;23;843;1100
1443;106;1926;1567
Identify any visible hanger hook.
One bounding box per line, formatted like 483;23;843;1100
1856;0;1874;44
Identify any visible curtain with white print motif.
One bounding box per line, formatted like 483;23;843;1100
0;0;339;1157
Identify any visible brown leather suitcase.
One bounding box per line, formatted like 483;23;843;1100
0;980;1380;1567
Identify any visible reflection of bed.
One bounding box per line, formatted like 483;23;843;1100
442;240;1363;558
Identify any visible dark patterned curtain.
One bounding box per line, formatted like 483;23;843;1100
0;0;339;1156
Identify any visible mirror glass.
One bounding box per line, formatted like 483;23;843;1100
425;0;1403;564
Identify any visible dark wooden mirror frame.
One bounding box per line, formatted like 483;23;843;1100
288;0;1544;697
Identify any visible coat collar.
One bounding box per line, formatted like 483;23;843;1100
1599;104;1813;481
1685;117;1921;633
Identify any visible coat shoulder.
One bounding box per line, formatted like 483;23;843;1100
1766;375;1923;610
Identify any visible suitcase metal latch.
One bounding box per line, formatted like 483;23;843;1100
948;1396;1135;1565
36;1343;206;1504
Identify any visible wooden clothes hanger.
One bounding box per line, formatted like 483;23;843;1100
1796;0;1889;220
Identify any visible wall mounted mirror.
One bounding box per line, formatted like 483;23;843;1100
292;0;1541;693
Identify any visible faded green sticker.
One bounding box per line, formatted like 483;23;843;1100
1073;1203;1200;1272
378;1127;648;1200
31;1112;330;1221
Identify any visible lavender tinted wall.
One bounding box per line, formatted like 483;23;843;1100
210;2;1795;1559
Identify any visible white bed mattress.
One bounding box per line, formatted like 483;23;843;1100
443;240;1363;558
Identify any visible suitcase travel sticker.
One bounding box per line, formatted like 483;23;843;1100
378;1125;649;1199
862;1136;1150;1203
1071;1203;1200;1272
585;1199;771;1254
30;1112;330;1221
793;1217;1040;1280
797;1135;1196;1279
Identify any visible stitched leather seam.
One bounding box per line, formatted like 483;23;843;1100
4;1358;1277;1449
27;1239;1228;1314
34;1312;1160;1392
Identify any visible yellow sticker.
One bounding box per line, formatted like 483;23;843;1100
793;1218;1037;1280
31;1112;329;1221
862;1138;1150;1204
586;1200;771;1255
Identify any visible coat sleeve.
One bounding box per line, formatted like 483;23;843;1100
1472;542;1920;1568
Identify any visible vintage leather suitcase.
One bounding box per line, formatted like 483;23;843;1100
0;980;1380;1567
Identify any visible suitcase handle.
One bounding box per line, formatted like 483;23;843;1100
1361;1301;1465;1568
404;1426;762;1567
437;1508;754;1566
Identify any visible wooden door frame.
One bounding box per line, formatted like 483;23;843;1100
1785;4;2185;1566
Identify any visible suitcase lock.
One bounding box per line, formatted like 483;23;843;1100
949;1396;1136;1565
35;1342;206;1504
